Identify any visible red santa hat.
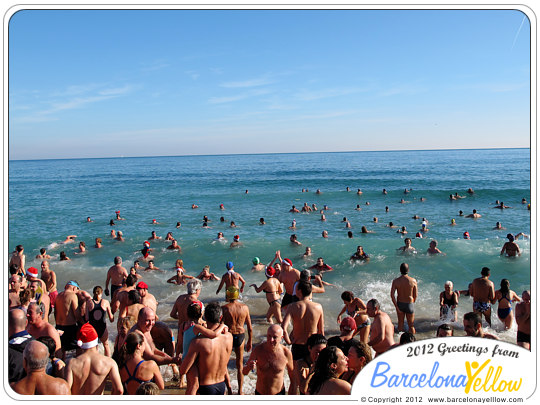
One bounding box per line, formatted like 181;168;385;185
77;323;99;349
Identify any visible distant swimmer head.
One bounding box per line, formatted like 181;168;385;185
252;257;260;265
463;231;470;239
226;286;239;301
143;241;150;247
234;235;240;241
226;261;234;270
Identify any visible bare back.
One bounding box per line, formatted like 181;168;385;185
66;350;122;395
55;290;78;325
191;332;233;385
278;268;301;294
287;300;324;344
470;277;495;303
392;275;417;303
222;301;249;334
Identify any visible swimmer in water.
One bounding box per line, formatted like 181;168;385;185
86;217;93;222
196;265;220;281
303;247;312;258
61;235;77;244
230;235;243;248
493;222;506;230
382;189;388;195
115;211;125;220
95;238;103;248
397;226;407;234
427;240;445;255
467;188;474;194
290;234;302;246
355;205;362;211
59;251;71;261
397;238;417;254
450;218;456;226
176;222;181;228
259;218;266;225
463;232;471;239
289;220;297;230
500;234;521;257
149;231;161;240
230;221;237;228
494;201;511;209
361;226;373;234
322;230;329;238
220;204;225;210
75;241;86;254
109;219;115;226
290;205;300;213
320;212;326;221
466;209;482;218
191;204;198;209
165;232;174;241
144;260;160;271
115;231;124;242
167;239;181;251
373;217;378;223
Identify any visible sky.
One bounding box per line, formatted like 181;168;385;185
8;7;532;160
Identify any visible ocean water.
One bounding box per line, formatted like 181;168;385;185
8;148;531;390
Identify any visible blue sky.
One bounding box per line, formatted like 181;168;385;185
8;8;531;159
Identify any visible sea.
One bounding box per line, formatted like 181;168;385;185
8;148;531;392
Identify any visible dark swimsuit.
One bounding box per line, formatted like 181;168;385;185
123;360;153;394
292;343;309;361
57;324;79;351
282;293;298;307
232;333;245;348
197;380;226;395
255;387;286;395
497;293;512;319
88;299;107;338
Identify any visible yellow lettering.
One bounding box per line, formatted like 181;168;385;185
464;360;491;394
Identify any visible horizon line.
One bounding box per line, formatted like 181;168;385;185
9;146;530;162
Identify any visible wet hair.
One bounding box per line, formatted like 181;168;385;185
341;291;354;302
500;279;510;295
95;237;102;244
300;269;311;282
93;286;103;299
308;346;343;395
297;281;313;297
400;263;409;274
128;289;142;304
348;231;353;238
136;382;160;395
176;259;183;267
464;311;482;326
436;323;454;336
59;251;68;260
40;248;46;254
187;279;202;294
203;302;222;324
307;333;327;349
125;274;138;287
119;332;145;367
481;267;490;277
16;245;24;252
400;332;416;344
110;220;115;226
114;256;122;265
404;238;412;244
348;340;372;364
80;241;86;247
19;288;33;306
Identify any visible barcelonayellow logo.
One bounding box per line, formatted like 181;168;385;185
352;337;533;398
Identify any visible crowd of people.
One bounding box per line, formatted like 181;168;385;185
7;189;530;395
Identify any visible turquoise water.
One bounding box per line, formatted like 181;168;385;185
9;148;531;343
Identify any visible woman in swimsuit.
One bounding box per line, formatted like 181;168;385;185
337;291;370;344
119;332;164;395
85;286;114;356
439;281;459;322
307;346;351;395
250;266;283;323
495;279;522;329
112;316;136;365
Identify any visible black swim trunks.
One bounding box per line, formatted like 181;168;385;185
57;324;79;351
517;330;531;344
232;332;245;348
111;284;122;299
282;293;298;307
197;381;226;395
291;343;309;361
397;301;414;314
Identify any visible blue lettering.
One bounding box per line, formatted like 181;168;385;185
455;375;468;388
418;373;427;387
428;362;440;387
388;375;399;387
409;373;419;388
370;362;390;387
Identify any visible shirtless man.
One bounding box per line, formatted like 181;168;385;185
350;245;370;262
290;205;300;213
130;307;176;365
35;248;51;260
469;267;496;326
170;279;202;356
8;275;22;309
222;286;253;394
215;261;246;295
94;237;103;248
40;260;58;308
250;257;266;272
111;274;138;314
466;209;482;218
178;302;233;395
28;279;51;320
281;281;324;390
390;263;418;334
500;234;521;257
243;324;294;395
104;256;128;299
27;302;62;358
515;290;531;350
119;290;146;323
427;240;445;255
168;268;196;285
278;256;301;308
196;265;220;281
54;280;83;359
144;260;160;271
167;239;182;251
463;312;499;340
10;341;70;395
309;257;333;275
367;298;395;356
64;323;123;394
137;281;158;314
230;235;243;248
10;245;26;273
398;238;417;254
